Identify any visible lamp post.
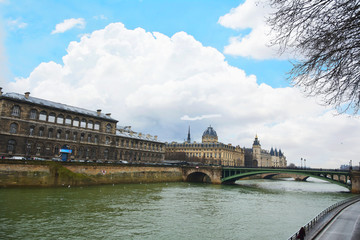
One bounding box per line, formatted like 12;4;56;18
301;157;303;169
304;159;306;169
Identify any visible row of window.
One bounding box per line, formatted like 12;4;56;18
169;143;236;150
11;105;112;132
7;140;163;161
9;123;163;151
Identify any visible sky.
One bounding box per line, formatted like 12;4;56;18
0;0;359;168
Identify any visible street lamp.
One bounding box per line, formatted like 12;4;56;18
304;159;306;169
301;157;303;169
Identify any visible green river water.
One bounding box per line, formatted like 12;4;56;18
0;178;353;240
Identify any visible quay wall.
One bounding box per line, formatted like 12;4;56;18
0;161;183;187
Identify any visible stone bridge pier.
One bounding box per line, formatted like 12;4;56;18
182;166;222;184
351;171;360;194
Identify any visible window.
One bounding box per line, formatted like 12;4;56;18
48;113;56;122
29;126;35;136
73;118;79;127
88;121;93;129
94;122;100;130
7;140;16;153
56;130;61;139
80;119;86;128
57;114;64;124
10;123;18;134
65;116;72;125
48;129;53;138
94;135;98;144
65;131;70;140
87;134;91;143
54;146;60;155
80;133;84;141
106;124;112;133
73;132;77;141
39;127;44;137
105;137;110;145
39;111;47;121
11;105;20;116
104;149;109;160
30;109;37;119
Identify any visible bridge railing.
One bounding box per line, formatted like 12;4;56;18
287;196;360;240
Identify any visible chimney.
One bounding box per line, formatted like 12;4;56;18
97;109;101;116
24;92;30;99
138;133;142;137
154;135;158;141
106;113;111;117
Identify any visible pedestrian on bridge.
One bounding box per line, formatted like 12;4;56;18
297;226;306;240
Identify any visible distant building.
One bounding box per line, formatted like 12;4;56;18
0;88;165;162
245;135;287;167
165;126;245;166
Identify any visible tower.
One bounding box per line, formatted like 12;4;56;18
187;126;191;143
252;135;261;166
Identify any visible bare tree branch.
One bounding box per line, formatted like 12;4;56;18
268;0;360;114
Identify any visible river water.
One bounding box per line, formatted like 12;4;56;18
0;178;353;240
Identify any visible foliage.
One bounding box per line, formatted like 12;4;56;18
268;0;360;114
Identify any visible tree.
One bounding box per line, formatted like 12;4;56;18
268;0;360;114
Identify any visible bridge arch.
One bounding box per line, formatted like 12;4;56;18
182;166;222;184
186;172;211;183
222;168;351;189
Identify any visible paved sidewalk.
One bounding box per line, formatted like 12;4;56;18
313;200;360;240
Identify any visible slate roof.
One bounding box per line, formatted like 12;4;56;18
2;92;117;122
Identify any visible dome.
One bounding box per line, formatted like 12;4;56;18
202;126;217;138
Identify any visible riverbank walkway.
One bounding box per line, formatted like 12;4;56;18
288;196;360;240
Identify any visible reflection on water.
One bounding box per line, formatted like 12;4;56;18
0;178;352;240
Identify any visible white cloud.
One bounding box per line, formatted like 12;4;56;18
218;0;291;60
181;114;222;121
6;22;360;168
7;18;28;30
51;18;85;34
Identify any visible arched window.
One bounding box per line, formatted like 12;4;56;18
106;124;112;133
48;113;56;122
7;140;16;153
39;127;44;137
80;119;86;128
65;116;72;125
87;134;92;143
73;118;79;127
48;128;53;138
39;111;47;121
30;109;37;119
80;133;84;141
57;114;64;124
29;126;35;136
11;105;20;116
94;122;100;130
105;137;110;145
10;123;18;134
87;121;93;129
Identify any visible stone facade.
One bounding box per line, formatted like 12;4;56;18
166;126;245;167
246;135;287;167
0;89;165;163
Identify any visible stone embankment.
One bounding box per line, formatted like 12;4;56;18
0;161;183;187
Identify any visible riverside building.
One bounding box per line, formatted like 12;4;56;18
245;135;287;168
0;88;165;162
165;126;245;166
